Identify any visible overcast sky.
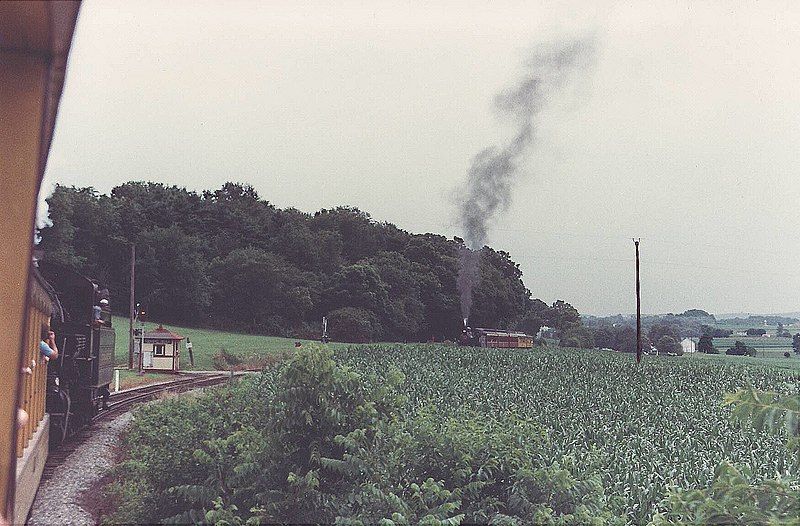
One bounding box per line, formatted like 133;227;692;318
41;0;800;316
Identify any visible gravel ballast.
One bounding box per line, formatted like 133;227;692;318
28;412;132;526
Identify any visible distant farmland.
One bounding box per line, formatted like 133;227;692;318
712;336;794;356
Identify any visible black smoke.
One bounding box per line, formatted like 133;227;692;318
457;38;595;321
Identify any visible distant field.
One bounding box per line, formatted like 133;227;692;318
110;316;318;371
106;316;800;374
714;321;800;334
686;350;800;372
712;336;794;356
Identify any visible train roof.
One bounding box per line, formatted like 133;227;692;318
471;328;533;338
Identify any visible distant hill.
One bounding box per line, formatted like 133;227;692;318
717;312;800;321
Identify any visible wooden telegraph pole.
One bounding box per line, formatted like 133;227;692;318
634;239;642;364
128;243;135;369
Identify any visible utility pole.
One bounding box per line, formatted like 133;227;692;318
128;243;135;369
634;239;642;364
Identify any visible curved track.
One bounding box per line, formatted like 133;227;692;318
40;372;237;483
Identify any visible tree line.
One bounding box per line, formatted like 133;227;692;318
38;182;584;342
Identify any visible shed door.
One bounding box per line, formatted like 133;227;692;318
143;351;153;368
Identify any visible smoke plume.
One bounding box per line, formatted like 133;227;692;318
457;38;595;321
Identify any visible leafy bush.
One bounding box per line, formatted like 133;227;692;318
210;348;243;369
650;462;799;526
104;346;626;525
326;307;381;343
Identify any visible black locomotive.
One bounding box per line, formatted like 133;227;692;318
37;262;115;445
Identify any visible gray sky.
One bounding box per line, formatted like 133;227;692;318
41;0;800;316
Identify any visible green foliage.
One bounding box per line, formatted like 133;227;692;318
209;247;317;333
650;462;799;526
652;389;800;525
39;183;540;341
211;348;244;370
326;307;382;343
560;325;596;348
512;299;549;337
648;322;681;344
609;325;652;354
724;389;800;452
697;335;715;354
726;341;758;357
106;345;798;525
680;309;713;318
547;300;581;332
334;345;795;524
655;335;682;356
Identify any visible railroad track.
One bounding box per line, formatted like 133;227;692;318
40;372;238;482
99;373;233;421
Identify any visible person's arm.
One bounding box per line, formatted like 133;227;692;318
40;332;59;359
39;341;55;359
48;331;59;354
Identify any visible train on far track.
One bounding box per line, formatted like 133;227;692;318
459;327;534;348
36;262;115;445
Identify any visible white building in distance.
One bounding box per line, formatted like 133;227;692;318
681;337;698;354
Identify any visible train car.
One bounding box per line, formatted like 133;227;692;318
37;262;115;444
460;327;534;348
1;3;82;520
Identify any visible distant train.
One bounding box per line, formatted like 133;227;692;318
37;262;115;445
459;327;534;348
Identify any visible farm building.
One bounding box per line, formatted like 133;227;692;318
141;325;184;372
681;337;698;354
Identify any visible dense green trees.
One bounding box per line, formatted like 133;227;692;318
725;341;757;357
697;335;716;354
655;335;682;356
39;182;568;342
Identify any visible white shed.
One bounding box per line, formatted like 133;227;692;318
680;337;698;354
141;325;184;372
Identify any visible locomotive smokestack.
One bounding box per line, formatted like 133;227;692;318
456;37;595;320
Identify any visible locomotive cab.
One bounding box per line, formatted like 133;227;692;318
37;262;115;444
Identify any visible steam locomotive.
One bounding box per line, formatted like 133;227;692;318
459;327;534;348
37;262;115;444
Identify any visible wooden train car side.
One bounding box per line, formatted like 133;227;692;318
460;328;534;348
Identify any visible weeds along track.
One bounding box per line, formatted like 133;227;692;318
41;372;243;483
100;373;235;420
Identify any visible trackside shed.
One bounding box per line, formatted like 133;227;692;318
142;325;184;372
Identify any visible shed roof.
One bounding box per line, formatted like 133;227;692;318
143;324;185;340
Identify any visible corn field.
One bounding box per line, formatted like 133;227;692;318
334;345;798;523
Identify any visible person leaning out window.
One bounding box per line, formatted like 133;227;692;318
40;324;59;361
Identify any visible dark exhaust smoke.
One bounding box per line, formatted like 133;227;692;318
457;38;595;320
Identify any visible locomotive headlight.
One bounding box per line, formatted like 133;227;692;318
55;377;59;386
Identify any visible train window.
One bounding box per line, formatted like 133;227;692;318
153;344;165;356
